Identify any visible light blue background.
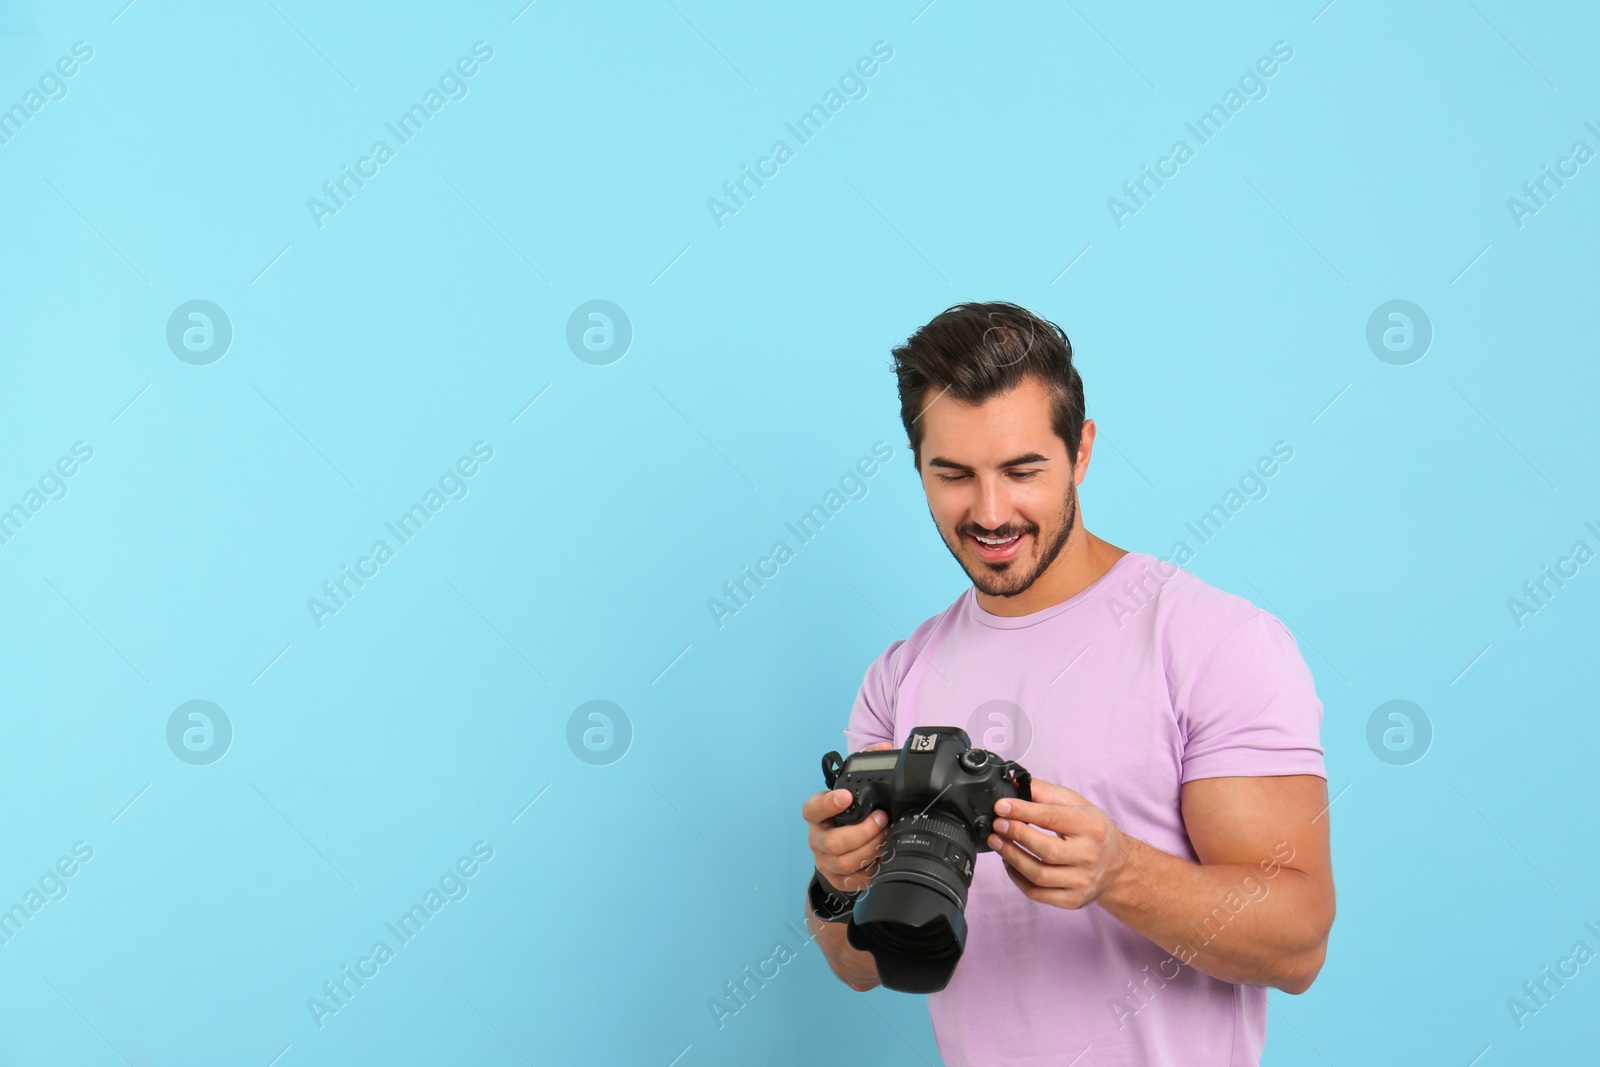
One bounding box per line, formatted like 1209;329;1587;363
2;1;1596;1064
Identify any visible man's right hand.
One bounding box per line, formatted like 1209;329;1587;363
802;742;894;894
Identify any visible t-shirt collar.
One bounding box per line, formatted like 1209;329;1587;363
965;551;1142;630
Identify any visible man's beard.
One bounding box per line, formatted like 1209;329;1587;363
937;484;1077;598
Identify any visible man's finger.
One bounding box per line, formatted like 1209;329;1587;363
1002;858;1078;908
993;787;1096;837
812;819;885;858
992;816;1077;865
989;833;1066;887
991;796;1090;836
828;835;889;879
801;788;856;824
1002;854;1041;893
811;811;888;856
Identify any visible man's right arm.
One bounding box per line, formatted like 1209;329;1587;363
802;786;890;992
806;900;881;992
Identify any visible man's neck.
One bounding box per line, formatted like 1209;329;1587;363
973;530;1128;618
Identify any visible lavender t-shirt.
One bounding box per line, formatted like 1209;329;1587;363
844;552;1325;1067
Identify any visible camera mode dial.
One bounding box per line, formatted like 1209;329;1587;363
959;749;991;773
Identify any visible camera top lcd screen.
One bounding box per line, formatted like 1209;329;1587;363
849;753;899;772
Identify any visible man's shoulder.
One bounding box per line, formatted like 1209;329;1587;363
1145;555;1260;617
1117;552;1275;650
864;588;971;680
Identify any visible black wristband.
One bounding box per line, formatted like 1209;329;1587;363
808;868;862;924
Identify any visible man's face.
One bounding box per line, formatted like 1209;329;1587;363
916;376;1086;598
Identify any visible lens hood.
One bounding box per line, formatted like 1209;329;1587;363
847;879;968;993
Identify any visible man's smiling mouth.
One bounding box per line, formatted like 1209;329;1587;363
969;531;1027;560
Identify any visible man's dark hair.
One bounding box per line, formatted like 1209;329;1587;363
890;301;1084;467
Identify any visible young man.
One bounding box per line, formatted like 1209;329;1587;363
800;302;1334;1066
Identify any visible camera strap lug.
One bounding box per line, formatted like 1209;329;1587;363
822;751;844;789
1002;761;1033;802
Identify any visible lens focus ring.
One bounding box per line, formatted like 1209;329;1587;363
890;811;974;849
877;812;978;902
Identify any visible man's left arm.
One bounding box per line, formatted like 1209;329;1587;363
987;772;1334;993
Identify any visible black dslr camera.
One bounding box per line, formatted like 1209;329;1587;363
820;726;1033;993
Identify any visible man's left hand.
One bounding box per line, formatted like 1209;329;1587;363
987;778;1128;910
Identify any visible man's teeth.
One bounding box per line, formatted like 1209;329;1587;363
975;534;1019;545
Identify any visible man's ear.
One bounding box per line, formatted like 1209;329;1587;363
1073;418;1096;486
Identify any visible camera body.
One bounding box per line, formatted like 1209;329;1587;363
819;726;1033;993
825;726;1032;865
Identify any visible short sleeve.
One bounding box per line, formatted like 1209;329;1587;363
844;639;902;753
1177;611;1326;783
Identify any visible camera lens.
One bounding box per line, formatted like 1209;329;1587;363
846;811;978;993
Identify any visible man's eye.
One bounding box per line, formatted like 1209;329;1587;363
936;474;969;482
1009;470;1041;479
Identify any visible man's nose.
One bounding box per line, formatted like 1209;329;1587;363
971;476;1010;531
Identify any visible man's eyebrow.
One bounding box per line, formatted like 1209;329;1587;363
926;453;1052;470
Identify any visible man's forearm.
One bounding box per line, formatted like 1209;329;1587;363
804;901;881;991
1097;835;1329;992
